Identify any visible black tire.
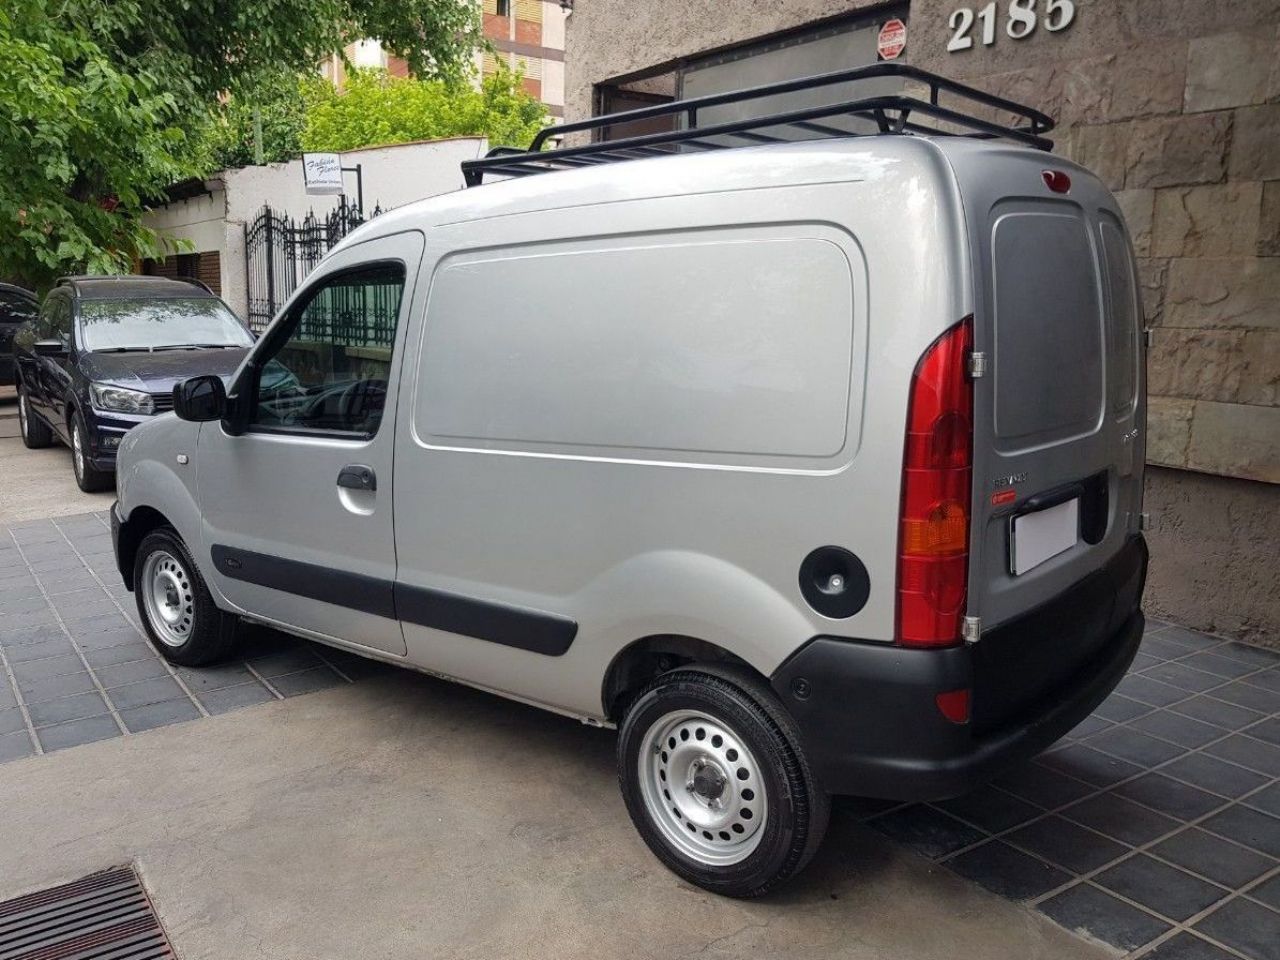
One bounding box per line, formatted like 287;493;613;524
617;664;830;898
70;412;113;492
133;526;238;666
17;383;52;449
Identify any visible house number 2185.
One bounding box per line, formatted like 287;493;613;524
947;0;1075;51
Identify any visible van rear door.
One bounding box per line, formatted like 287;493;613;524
946;146;1145;725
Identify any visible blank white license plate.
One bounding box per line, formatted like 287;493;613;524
1010;498;1079;576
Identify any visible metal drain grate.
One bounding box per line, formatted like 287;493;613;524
0;866;175;960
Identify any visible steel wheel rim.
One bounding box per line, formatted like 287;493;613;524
17;391;27;437
638;708;768;866
140;549;195;648
72;423;84;481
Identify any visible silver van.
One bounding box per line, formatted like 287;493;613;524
111;66;1147;897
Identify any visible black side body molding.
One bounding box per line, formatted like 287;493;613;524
210;544;577;656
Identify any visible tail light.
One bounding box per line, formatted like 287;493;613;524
897;318;973;648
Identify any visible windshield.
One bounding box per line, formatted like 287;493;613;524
79;297;254;352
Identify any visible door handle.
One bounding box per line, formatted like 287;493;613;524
337;464;376;491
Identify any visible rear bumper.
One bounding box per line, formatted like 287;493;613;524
771;536;1147;802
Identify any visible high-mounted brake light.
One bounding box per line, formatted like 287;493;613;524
896;318;974;648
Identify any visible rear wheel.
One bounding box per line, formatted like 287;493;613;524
617;666;829;898
70;414;112;492
17;384;52;448
134;527;238;666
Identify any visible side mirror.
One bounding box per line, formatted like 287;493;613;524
34;339;67;358
173;375;226;422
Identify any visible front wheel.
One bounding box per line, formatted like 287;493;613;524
617;666;830;898
134;527;238;666
17;384;52;448
70;413;113;492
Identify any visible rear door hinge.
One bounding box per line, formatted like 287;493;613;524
1139;511;1151;531
962;615;982;644
967;351;988;378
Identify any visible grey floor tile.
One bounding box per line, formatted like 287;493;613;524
868;804;987;860
1172;695;1268;732
1210;682;1280;716
1152;828;1277;888
1202;805;1280;859
4;637;75;663
177;663;258;692
1097;694;1159;723
118;698;201;733
1205;735;1280;778
1193;897;1280;960
0;684;15;711
3;597;51;616
1131;710;1230;749
2;611;59;632
1163;753;1271;798
1182;652;1263;680
1114;774;1227;821
12;654;87;684
1007;815;1130;874
1245;782;1280;818
936;784;1042;833
995;762;1095;809
1119;675;1194;708
1141;663;1227;695
1038;743;1145;787
1143;636;1204;662
948;840;1071;900
106;676;186;711
94;656;169;689
1249;873;1280;910
196;681;276;715
47;587;108;608
1157;628;1219;651
1246;670;1280;695
1069;714;1115;740
272;667;345;698
27;692;109;728
0;731;35;763
1217;643;1280;669
1038;882;1171;952
1141;931;1241;960
82;642;154;668
246;647;322;678
1061;793;1181;846
1090;727;1187;768
0;706;26;737
36;714;120;752
1096;854;1228;922
19;671;96;704
0;623;63;648
0;582;42;604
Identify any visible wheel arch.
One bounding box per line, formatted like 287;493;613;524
115;505;175;591
601;634;761;724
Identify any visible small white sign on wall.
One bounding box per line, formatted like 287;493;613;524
302;153;344;195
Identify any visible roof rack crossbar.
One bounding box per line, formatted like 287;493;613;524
461;64;1054;186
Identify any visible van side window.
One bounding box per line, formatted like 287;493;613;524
250;262;405;437
1099;218;1138;415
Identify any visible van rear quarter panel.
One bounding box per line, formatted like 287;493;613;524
389;141;971;718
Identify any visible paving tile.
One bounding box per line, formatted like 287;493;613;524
1157;628;1219;651
245;647;322;678
270;667;346;697
868;805;987;860
1;610;59;633
947;840;1071;900
82;642;155;668
1114;774;1227;821
1182;651;1264;680
1037;743;1145;787
1143;636;1204;662
75;626;142;652
0;581;42;603
1141;663;1227;695
4;637;75;663
36;715;120;752
1205;735;1280;778
12;654;86;684
106;676;186;711
1038;882;1171;952
1193;897;1280;960
118;698;201;734
1249;873;1280;910
1069;715;1115;739
1096;854;1228;922
936;784;1042;833
1090;727;1186;767
1211;682;1280;716
1245;670;1280;695
1217;643;1280;669
1172;696;1268;732
18;671;96;704
1131;710;1227;749
1096;693;1159;723
0;706;26;737
1132;653;1164;673
833;796;901;821
1152;827;1277;888
176;663;258;692
1163;753;1271;798
2;596;51;616
94;657;169;689
1119;675;1194;708
1202;805;1280;859
0;684;15;711
1007;815;1130;873
0;731;35;763
1141;931;1241;960
27;691;109;727
1245;782;1280;818
196;681;276;715
1061;793;1181;846
0;623;63;648
46;587;108;608
60;603;128;627
995;762;1096;809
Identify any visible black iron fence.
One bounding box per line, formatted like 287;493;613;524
244;198;383;332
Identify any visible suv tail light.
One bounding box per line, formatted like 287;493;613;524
897;318;973;648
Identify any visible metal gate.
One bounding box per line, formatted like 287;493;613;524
243;198;381;332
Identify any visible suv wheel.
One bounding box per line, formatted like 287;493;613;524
617;666;829;898
135;527;238;666
70;413;112;492
17;385;52;448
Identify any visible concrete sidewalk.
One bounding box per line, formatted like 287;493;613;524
0;669;1106;960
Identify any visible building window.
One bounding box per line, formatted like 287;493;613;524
496;0;511;16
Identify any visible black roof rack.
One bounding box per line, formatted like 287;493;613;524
462;63;1054;187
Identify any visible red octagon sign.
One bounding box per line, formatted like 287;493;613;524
877;18;907;60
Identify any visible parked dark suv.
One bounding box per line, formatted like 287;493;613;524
13;275;256;491
0;282;39;386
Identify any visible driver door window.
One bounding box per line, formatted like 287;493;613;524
251;263;405;437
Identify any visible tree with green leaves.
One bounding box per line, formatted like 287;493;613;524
0;0;483;290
